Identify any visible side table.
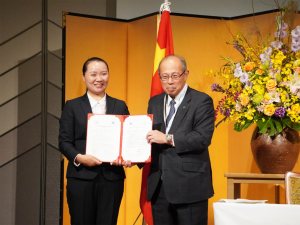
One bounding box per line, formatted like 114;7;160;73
225;173;285;203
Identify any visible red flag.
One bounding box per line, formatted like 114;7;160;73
150;10;174;97
140;3;174;225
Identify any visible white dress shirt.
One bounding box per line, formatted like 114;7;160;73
87;92;107;114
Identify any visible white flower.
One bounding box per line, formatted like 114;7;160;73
268;91;281;103
239;72;249;84
234;63;243;78
256;105;264;113
235;102;242;112
288;74;300;94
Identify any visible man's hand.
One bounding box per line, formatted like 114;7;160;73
146;130;167;144
76;154;102;167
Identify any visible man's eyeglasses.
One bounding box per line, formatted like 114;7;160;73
159;71;186;82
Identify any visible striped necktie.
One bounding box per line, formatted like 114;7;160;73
166;99;176;127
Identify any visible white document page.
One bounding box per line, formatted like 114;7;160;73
121;115;152;162
86;114;121;162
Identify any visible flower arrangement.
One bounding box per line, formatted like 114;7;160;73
212;2;300;136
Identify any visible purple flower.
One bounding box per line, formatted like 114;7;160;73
274;21;288;39
292;38;300;45
234;92;240;101
224;108;231;117
291;26;300;38
292;43;300;52
271;41;283;49
274;107;286;118
291;37;300;52
260;47;272;63
220;108;231;117
275;30;287;39
291;26;300;52
211;83;225;92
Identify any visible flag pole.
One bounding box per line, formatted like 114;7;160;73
160;0;171;13
140;1;174;225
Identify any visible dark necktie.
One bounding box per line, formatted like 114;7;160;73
166;99;176;127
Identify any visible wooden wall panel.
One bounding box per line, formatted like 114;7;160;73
64;12;300;225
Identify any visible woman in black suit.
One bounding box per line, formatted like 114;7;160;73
59;57;129;225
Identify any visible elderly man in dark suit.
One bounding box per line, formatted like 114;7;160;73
146;55;215;225
59;57;129;225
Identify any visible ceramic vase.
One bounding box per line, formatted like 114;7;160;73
251;127;300;174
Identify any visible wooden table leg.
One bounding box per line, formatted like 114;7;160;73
227;178;234;199
227;178;241;199
275;184;280;204
234;183;241;199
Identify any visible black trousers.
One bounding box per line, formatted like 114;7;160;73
151;181;208;225
66;173;124;225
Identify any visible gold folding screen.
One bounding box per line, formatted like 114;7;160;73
64;12;300;225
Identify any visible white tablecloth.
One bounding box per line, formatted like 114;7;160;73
214;202;300;225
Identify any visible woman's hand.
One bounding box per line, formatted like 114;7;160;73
110;159;135;168
76;154;102;167
122;160;136;168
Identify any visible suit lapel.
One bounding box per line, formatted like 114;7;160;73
150;94;166;132
79;93;92;116
80;93;114;115
169;88;191;133
158;95;166;133
106;95;115;114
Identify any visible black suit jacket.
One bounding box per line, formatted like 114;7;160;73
147;87;215;204
59;93;129;181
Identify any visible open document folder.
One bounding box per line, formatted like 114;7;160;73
86;114;153;163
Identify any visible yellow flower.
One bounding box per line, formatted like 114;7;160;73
244;62;256;72
263;92;271;102
263;104;275;116
212;13;300;135
293;59;300;67
282;67;292;75
287;104;300;123
244;86;253;95
292;104;300;113
275;73;283;82
244;108;255;120
239;93;250;106
280;91;288;103
255;68;264;75
266;79;277;92
252;94;263;104
253;84;265;95
274;51;286;63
